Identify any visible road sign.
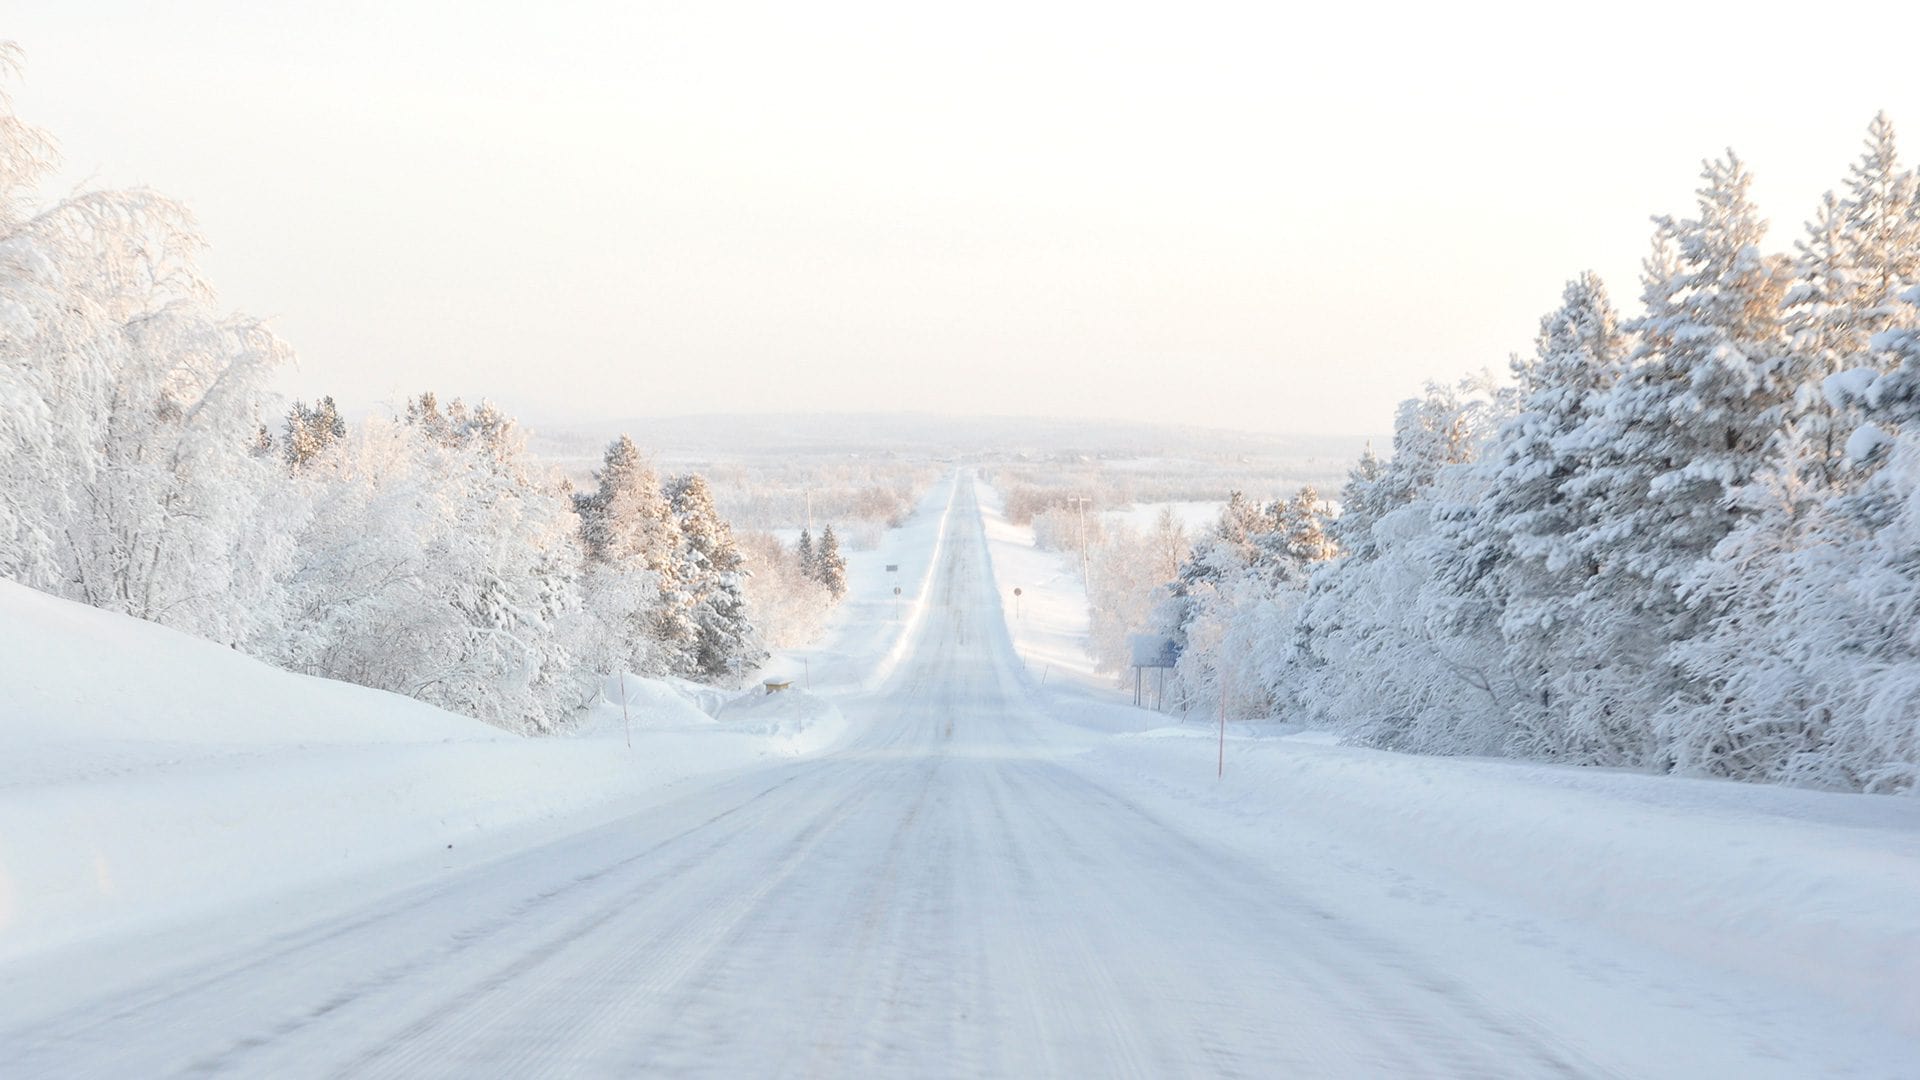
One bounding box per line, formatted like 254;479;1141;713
886;564;899;573
893;586;902;595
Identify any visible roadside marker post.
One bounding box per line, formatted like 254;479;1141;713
1218;673;1228;780
619;671;632;751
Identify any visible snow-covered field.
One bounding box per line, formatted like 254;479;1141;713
2;471;1917;1077
1101;499;1222;535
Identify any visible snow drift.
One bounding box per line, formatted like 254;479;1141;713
0;581;825;963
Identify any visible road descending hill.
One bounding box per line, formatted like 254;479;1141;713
2;476;1914;1078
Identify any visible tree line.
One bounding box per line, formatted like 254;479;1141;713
1150;115;1920;792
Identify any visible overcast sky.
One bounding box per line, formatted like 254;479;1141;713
9;2;1920;435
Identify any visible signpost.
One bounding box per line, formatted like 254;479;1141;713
1128;634;1179;711
1012;586;1022;620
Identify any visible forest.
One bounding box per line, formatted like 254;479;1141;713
1108;118;1920;792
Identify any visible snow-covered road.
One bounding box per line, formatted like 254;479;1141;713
3;477;1912;1078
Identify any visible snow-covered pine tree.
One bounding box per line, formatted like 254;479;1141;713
574;436;678;573
1556;154;1793;766
796;528;817;583
1328;447;1387;553
815;524;848;600
1783;118;1920;478
571;435;678;674
1811;116;1920;451
1478;273;1627;754
1290;379;1505;752
283;396;347;469
1159;480;1352;723
1782;193;1869;482
668;473;764;681
1668;421;1920;791
1175;491;1273;593
1276;487;1338;565
1669;123;1920;778
1841;113;1920;326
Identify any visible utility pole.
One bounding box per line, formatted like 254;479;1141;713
1065;496;1093;590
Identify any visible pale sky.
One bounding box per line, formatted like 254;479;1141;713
9;2;1920;435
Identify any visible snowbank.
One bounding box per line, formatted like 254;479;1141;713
0;582;821;964
975;484;1920;1039
975;480;1161;733
754;472;958;695
716;689;848;754
1088;726;1920;1037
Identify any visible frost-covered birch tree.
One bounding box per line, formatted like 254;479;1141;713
0;42;293;647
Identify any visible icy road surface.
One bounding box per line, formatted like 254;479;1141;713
3;478;1909;1078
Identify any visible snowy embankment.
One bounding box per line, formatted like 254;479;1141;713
977;485;1920;1042
974;482;1129;703
0;583;805;964
975;481;1161;730
754;472;957;694
0;476;957;965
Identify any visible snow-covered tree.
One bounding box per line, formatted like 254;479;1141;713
1101;122;1920;791
738;530;834;650
1840;113;1920;324
1146;505;1190;583
571;435;678;674
814;524;848;600
1274;487;1338;565
1474;274;1628;753
1290;379;1505;750
0;44;294;646
1155;479;1350;721
263;401;596;732
284;396;346;469
1328;447;1386;552
1549;156;1792;764
795;528;816;582
668;472;763;681
1671;435;1920;791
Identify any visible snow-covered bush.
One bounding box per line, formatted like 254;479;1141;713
261;400;600;733
739;530;834;650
